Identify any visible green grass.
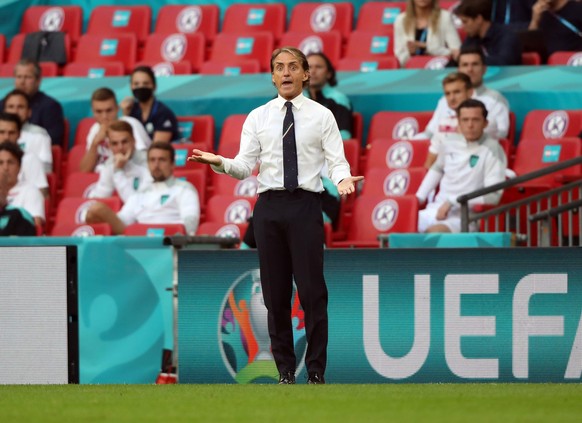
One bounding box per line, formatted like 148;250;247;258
0;384;580;423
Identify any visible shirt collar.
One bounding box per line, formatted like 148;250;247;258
276;93;306;111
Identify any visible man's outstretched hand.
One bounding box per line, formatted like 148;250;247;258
338;176;364;196
187;149;222;166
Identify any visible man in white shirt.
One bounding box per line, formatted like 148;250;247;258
88;120;151;203
188;47;363;385
0;112;48;197
0;141;45;229
80;87;152;173
416;99;507;233
3;89;52;173
86;142;200;235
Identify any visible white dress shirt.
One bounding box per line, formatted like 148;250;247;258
212;94;351;193
18;153;48;190
19;122;52;173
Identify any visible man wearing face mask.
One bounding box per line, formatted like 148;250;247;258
120;66;180;143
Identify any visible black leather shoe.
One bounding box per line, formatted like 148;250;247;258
278;371;296;384
307;372;325;384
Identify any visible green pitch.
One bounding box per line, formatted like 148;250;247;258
0;384;580;422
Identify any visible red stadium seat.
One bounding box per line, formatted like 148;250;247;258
55;197;122;225
333;195;418;248
173;168;207;213
209;33;274;73
218;114;247;157
65;144;88;176
123;223;187;236
343;29;395;60
176;115;215;151
520;110;582;143
87;6;151;46
352;112;363;145
141;33;205;73
343;139;360;175
367;111;433;145
73;34;137;74
197;221;248;240
73;117;97;147
7;33;71;66
199;60;261;75
51;144;63;182
222;4;287;43
155;5;219;46
62;62;125;77
361;167;427;197
213;173;259;197
50;222;112;237
288;2;354;43
171;142;209;171
404;55;450;69
135;60;192;76
63;172;100;198
366;139;430;171
278;31;342;67
522;52;541;66
547;51;582;66
20;6;83;46
356;2;405;33
205;195;257;225
336;57;399;72
0;34;5;63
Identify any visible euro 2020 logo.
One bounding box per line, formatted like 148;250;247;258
219;269;306;384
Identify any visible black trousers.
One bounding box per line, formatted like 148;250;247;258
253;189;328;375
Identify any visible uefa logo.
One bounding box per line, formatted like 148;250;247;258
299;36;324;56
75;200;97;224
215;224;241;238
372;199;399;231
392;118;419;140
82;183;97;198
219;269;306;383
234;176;259;197
425;57;449;70
567;53;582;66
71;225;96;237
39;7;64;31
310;4;336;32
386;141;413;168
542;111;569;139
224;200;253;224
383;170;410;196
161;34;187;62
176;6;202;33
152;62;175;77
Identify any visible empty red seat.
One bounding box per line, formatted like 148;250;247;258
222;4;287;43
289;2;354;43
356;2;405;33
123;223;187;236
548;51;582;66
50;222;112;237
62;62;125;77
87;6;151;46
278;31;342;67
199;60;261;75
176;115;215;151
404;55;450;69
522;52;541;66
63;172;100;198
205;195;257;225
173;168;207;212
141;33;205;73
73;34;137;74
336;57;399;72
366;139;430;171
20;5;83;46
343;29;395;60
218;114;247;157
208;33;274;73
362;167;427;197
213;173;259;197
367;111;433;145
520;110;582;142
155;5;219;46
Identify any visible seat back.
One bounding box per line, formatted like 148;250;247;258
404;55;450;69
142;33;205;72
20;6;83;45
63;172;100;198
205;195;257;224
63;62;125;77
520;110;582;142
199;60;261;75
356;2;405;34
155;5;219;45
213;174;259;197
366;139;430;171
87;5;151;45
222;4;287;43
367;111;433;145
336;57;399;72
278;31;342;67
289;2;354;43
136;60;192;76
50;222;111;237
343;29;395;60
176;115;215;151
55;197;122;225
210;33;274;72
548;51;582;66
173;168;207;210
362;167;427;197
74;34;137;73
218;114;247;157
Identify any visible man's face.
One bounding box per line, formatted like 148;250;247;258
0;121;20;144
459;15;483;38
272;51;309;100
0;150;21;189
458;54;486;88
148;148;174;182
307;55;330;90
14;64;41;96
458;107;488;142
108;130;135;156
92;99;119;125
4;95;31;124
444;80;473;110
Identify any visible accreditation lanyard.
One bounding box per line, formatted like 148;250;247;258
415;28;428;55
551;12;582;38
491;0;511;24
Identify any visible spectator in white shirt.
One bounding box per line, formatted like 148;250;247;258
86;141;200;235
88;120;151;202
3;89;52;173
80;87;152;173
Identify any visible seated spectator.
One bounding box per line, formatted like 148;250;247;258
88;120;151;203
80;87;152;173
394;0;461;67
3;89;52;173
120;66;179;142
0;112;48;197
86;142;200;235
305;52;353;140
0;59;64;146
529;0;582;57
490;0;535;28
458;46;510;139
0;141;45;229
454;0;523;65
416;99;506;233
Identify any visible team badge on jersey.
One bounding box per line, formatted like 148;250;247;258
392;118;419;140
39;7;64;31
225;200;253;224
298;36;324;56
387;141;413;168
161;34;187;62
160;194;169;205
542;111;569;139
372;199;399;231
383;170;410;196
177;7;202;33
310;4;336;32
469;155;479;168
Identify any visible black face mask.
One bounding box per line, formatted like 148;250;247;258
132;87;154;103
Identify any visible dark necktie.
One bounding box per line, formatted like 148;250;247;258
283;101;298;192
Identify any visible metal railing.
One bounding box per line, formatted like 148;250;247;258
458;156;582;247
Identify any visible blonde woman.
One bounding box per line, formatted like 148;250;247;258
394;0;461;66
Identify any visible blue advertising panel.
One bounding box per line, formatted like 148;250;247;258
178;249;582;383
